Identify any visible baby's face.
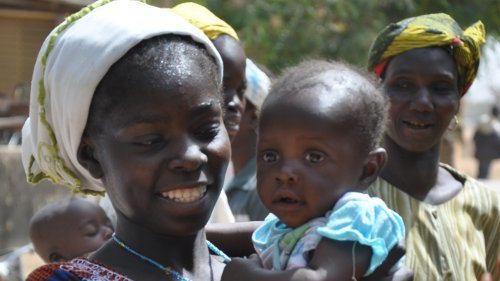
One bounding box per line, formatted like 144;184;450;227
257;92;367;227
47;201;113;262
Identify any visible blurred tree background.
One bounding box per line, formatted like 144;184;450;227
151;0;500;73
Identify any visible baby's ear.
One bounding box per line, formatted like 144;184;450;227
358;148;387;188
48;252;65;262
77;137;104;179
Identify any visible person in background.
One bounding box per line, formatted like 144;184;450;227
473;106;500;178
171;2;249;224
225;59;271;221
171;2;247;143
367;13;500;280
29;198;113;263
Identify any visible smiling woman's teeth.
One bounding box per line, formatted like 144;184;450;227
404;120;431;129
161;186;207;203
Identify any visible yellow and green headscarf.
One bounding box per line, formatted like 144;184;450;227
170;2;239;41
368;13;485;95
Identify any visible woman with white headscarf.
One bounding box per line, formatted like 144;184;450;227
24;0;232;280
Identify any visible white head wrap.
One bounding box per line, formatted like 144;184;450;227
21;0;223;195
244;59;270;109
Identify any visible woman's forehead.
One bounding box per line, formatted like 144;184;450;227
386;47;457;77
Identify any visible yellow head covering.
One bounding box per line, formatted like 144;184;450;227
171;2;239;41
368;13;485;95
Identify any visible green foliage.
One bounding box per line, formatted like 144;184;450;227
169;0;500;73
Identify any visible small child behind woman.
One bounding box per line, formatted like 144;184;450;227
29;198;113;263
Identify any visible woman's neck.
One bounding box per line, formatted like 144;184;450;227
114;213;210;271
381;135;441;200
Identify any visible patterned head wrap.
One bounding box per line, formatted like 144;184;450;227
170;2;239;41
21;0;223;195
368;13;485;95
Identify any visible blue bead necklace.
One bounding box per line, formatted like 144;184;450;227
112;233;231;281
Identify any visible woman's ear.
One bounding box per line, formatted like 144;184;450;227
358;148;387;188
77;137;104;179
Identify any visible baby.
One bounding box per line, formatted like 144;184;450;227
224;60;405;281
29;198;113;263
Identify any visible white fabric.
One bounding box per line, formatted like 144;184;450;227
208;190;235;223
21;0;223;193
244;59;270;109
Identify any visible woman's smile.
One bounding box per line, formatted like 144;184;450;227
158;185;208;203
399;118;436;139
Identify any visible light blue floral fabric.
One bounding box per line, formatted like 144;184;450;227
252;192;405;275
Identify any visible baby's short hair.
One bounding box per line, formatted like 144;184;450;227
263;60;388;154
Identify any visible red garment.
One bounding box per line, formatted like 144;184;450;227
27;258;132;281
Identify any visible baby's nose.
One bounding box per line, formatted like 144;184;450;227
275;163;299;184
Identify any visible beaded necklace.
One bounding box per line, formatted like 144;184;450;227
112;233;231;281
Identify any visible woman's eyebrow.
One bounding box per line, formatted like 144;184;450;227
190;100;220;116
117;114;171;128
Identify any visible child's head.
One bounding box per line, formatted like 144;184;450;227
257;60;388;227
29;198;113;263
212;35;247;140
22;3;230;238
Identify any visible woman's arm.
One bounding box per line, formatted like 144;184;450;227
206;221;262;257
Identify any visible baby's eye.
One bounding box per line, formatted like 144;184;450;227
82;225;98;237
305;151;325;164
261;150;279;163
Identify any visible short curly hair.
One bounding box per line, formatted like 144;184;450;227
262;60;388;154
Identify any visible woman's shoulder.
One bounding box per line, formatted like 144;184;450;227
443;164;499;200
442;164;500;215
27;258;132;281
26;262;67;281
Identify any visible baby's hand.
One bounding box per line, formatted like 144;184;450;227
221;255;262;281
247;253;263;266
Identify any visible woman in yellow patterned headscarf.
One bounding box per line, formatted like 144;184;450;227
368;13;485;95
171;2;246;142
365;13;499;281
171;2;239;41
